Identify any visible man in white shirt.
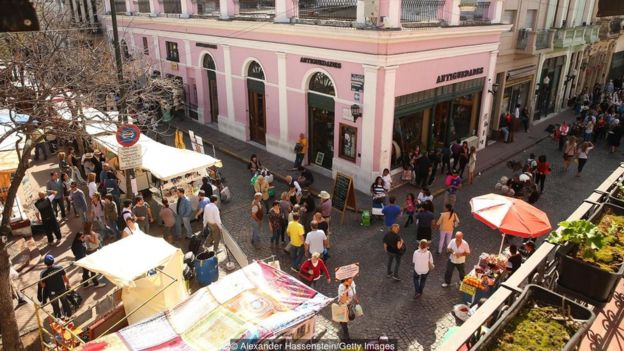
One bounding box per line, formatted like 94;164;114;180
304;221;328;259
202;195;223;253
442;231;470;287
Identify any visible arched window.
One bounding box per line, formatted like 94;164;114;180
248;61;265;80
203;54;216;70
308;72;335;96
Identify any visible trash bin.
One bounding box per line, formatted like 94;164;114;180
195;251;218;287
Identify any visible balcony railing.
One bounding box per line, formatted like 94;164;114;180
460;1;490;24
584;25;600;43
114;0;127;13
298;0;357;20
516;29;553;54
401;0;445;24
162;0;182;14
197;0;220;15
553;26;587;48
238;0;275;17
137;0;150;13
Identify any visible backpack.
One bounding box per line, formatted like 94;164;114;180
294;143;303;153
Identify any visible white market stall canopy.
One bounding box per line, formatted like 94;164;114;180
91;133;222;181
75;233;187;324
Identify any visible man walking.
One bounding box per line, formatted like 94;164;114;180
383;224;405;281
69;182;88;225
444;170;462;207
293;132;307;170
442;231;470;287
39;255;71;318
175;188;193;239
287;213;305;272
46;172;66;219
35;191;62;245
304;221;328;260
382;196;401;229
251;192;264;245
203;195;223;253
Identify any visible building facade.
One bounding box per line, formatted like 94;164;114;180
98;0;509;191
490;0;601;136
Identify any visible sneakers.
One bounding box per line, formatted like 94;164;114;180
441;283;449;288
413;293;421;299
392;276;401;281
386;274;392;278
93;282;107;288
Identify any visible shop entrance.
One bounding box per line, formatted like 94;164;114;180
203;54;219;124
536;56;564;120
307;72;336;170
247;61;266;145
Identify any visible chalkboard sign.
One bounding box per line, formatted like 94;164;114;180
332;172;357;224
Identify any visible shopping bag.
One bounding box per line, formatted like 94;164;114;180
354;304;364;317
332;303;349;323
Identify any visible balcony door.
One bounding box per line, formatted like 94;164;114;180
247;61;266;145
203;54;219;124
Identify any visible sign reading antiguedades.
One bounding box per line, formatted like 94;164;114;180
300;57;342;69
436;67;484;83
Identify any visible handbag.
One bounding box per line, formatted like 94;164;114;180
348;303;356;321
428;252;435;271
354;304;364;317
331;303;349;323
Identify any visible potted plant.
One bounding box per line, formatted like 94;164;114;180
470;285;595;351
549;203;624;306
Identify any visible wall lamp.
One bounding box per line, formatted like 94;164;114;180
351;104;362;120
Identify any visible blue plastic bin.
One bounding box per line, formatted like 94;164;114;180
195;251;218;287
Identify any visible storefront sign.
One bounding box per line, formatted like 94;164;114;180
436;67;484;84
118;144;142;170
116;124;141;147
195;42;217;49
351;74;364;92
342;108;354;122
300;57;342;69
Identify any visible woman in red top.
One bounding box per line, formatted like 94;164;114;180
299;252;331;288
535;155;551;193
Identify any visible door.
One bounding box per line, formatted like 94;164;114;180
308;105;334;170
208;77;219;124
431;101;450;148
248;90;266;145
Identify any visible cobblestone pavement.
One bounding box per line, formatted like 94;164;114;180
208;132;624;350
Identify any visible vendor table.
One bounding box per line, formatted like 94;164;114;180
459;253;507;305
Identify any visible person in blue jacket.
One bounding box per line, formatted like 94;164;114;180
175;187;193;239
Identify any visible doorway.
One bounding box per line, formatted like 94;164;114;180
307;72;336;170
247;61;266;145
203;54;219;124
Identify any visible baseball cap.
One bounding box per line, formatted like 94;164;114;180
44;254;54;266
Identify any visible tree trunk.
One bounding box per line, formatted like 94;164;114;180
0;144;33;351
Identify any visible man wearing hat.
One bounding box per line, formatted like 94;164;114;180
39;255;71;318
251;192;264;245
319;190;332;224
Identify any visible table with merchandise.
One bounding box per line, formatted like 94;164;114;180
460;253;507;305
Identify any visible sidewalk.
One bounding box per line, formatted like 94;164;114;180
172;110;578;201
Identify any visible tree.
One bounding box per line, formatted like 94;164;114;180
0;2;178;348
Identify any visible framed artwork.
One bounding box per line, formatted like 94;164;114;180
339;124;357;162
315;152;325;166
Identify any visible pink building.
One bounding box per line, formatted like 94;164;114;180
101;0;509;191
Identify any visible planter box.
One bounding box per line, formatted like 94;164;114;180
556;203;624;306
470;285;595;351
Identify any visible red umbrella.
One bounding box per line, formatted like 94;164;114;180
470;193;551;253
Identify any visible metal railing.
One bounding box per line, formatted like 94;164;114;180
238;0;275;16
298;0;357;20
439;164;624;351
114;0;127;13
535;30;553;49
138;0;150;13
473;2;490;21
516;28;529;49
401;0;445;23
163;0;182;14
197;0;220;15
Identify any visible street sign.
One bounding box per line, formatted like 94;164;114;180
116;124;141;147
118;144;142;170
335;263;359;281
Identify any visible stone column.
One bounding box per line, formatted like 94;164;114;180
152;36;163;72
554;0;569;28
149;0;161;15
383;0;401;28
554;51;572;112
180;0;194;17
443;0;460;26
219;0;238;19
276;52;288;142
489;0;503;23
222;44;235;122
379;65;398;171
360;65;380;181
356;0;365;25
477;50;499;150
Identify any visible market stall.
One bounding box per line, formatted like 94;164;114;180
75;232;188;324
77;261;333;350
460;253;507;304
90;131;222;208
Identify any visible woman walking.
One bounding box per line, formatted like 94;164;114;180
467;146;477;185
159;198;177;241
254;175;270;214
535;155;551;193
576;141;594;177
436;204;459;255
412;239;434;298
607;119;622;153
268;200;283;247
457;142;469;178
562;136;577;172
337;277;359;341
298;252;331;287
132;195;153;234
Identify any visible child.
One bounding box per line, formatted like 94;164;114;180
403;193;416;228
401;163;413;182
382;168;392;192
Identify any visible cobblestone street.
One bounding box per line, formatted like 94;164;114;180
209;132;624;350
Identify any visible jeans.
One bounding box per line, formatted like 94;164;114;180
413;272;429;294
52;198;66;218
443;192;457;207
387;252;402;277
48;290;72;318
438;231;453;254
250;220;261;243
175;216;193;238
535;173;546;192
558;135;567;151
500;127;509;143
291;245;304;269
270;227;281;244
75;209;87;225
444;259;466;284
105;219;120;240
578;158;588;173
294;153;304;168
